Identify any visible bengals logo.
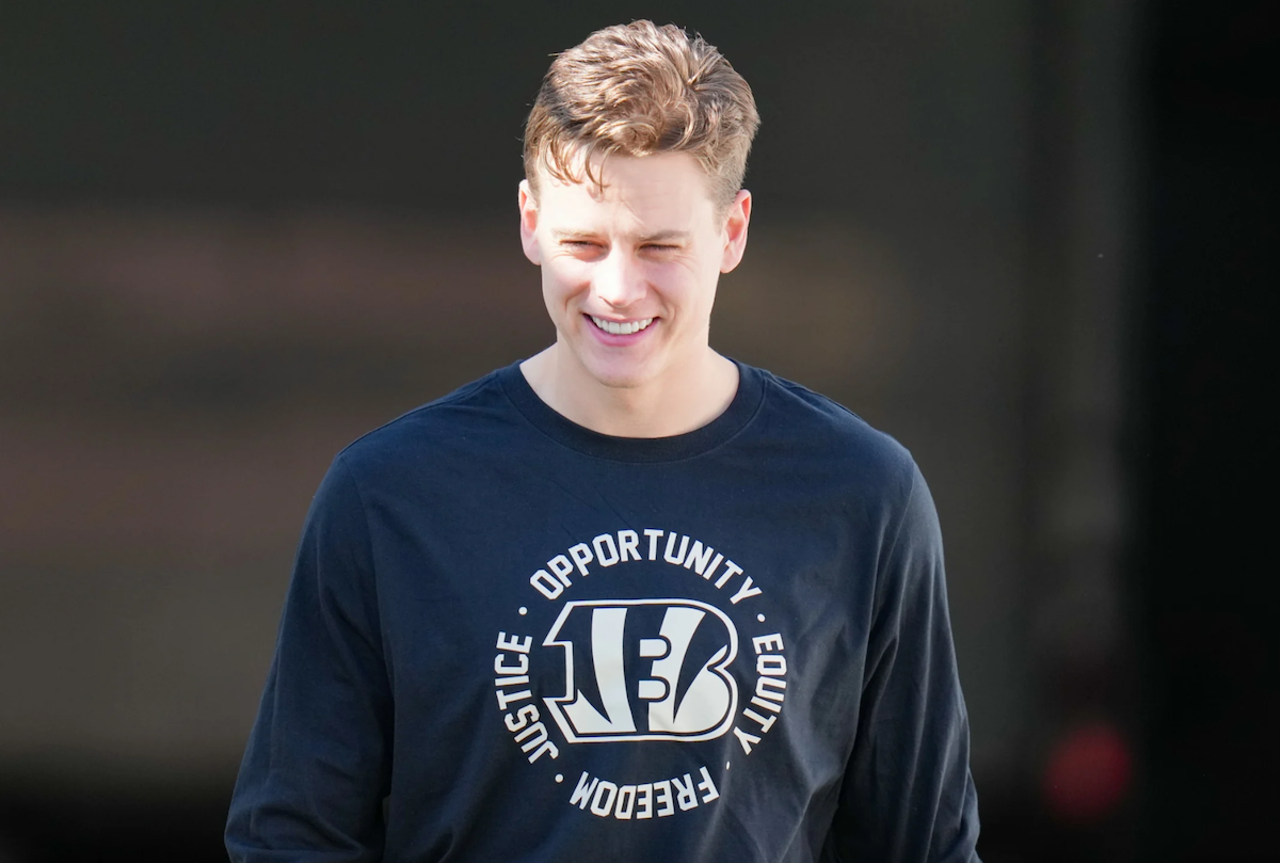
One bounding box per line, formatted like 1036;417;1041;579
542;599;739;744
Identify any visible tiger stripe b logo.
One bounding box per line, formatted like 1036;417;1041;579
542;599;739;743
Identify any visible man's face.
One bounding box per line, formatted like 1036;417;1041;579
519;151;750;393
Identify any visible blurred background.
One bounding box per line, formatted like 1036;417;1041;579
0;2;1273;861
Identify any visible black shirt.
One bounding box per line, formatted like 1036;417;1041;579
226;360;981;862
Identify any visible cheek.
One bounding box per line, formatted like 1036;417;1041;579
663;260;718;305
541;259;588;302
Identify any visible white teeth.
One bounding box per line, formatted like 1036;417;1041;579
590;315;654;336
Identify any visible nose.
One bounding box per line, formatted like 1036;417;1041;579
592;248;647;308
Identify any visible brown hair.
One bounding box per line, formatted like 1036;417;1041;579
523;20;760;210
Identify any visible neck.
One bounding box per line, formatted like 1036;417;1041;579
520;344;739;438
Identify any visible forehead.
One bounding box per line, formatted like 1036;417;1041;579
536;151;717;229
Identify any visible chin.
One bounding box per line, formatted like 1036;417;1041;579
576;352;658;391
585;366;651;390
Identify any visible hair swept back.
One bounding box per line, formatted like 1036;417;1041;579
523;20;760;210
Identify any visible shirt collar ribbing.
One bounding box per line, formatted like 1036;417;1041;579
497;358;764;463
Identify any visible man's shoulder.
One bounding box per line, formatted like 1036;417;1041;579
334;363;518;475
750;364;915;477
749;364;931;541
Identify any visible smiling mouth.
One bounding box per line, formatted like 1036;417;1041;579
589;315;655;336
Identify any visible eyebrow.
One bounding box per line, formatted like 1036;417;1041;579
551;228;691;244
637;229;692;244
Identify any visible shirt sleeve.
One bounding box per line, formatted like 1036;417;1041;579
823;463;982;862
226;455;393;863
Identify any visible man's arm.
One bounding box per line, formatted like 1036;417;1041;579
226;456;393;863
824;464;981;862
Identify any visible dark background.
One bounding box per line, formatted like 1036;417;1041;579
0;2;1273;861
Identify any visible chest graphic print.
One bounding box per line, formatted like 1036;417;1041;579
546;598;738;742
491;528;790;822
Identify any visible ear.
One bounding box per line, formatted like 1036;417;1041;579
720;189;752;273
518;179;542;266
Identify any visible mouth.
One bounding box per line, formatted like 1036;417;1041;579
588;315;655;336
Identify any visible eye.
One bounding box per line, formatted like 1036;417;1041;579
643;244;680;253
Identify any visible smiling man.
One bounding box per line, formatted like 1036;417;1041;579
517;149;746;437
227;20;981;863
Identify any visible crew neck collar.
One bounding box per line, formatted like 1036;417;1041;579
498;358;764;463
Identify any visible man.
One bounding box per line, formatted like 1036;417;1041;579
227;20;981;862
